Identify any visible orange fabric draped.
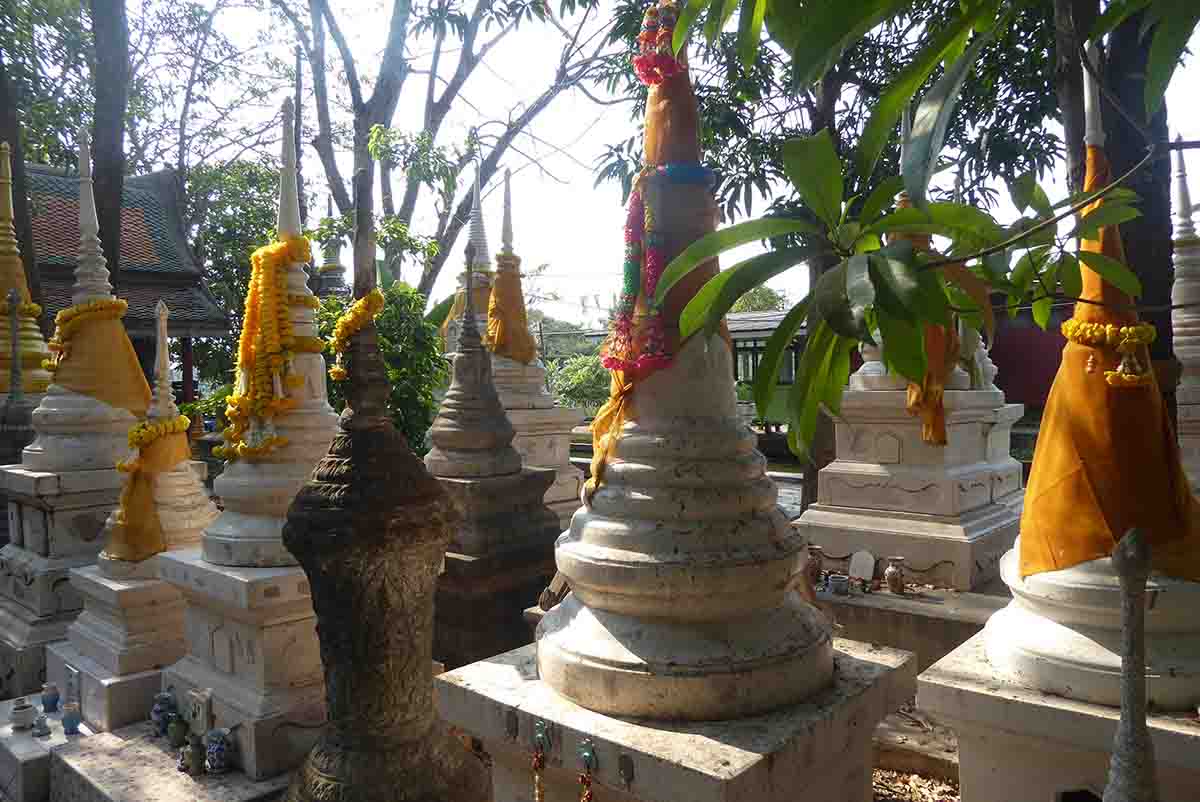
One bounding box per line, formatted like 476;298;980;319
485;254;538;364
103;431;190;564
1019;145;1200;579
53;317;151;417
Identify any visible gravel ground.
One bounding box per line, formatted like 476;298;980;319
873;769;960;802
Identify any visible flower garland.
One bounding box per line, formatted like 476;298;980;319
215;236;312;462
0;300;43;318
118;415;190;472
1061;318;1157;389
632;1;682;85
43;298;128;372
328;287;385;381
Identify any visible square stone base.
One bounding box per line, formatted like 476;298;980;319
437;639;915;802
45;641;162;734
0;696;94;802
918;632;1200;802
49;721;291;802
799;497;1020;591
0;595;76;697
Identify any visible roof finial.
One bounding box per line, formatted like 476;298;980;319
1173;134;1196;241
74;127;114;305
1084;43;1106;148
278;97;301;239
0;143;24;288
501;168;514;256
468;172;490;270
149;300;178;420
7;288;22;405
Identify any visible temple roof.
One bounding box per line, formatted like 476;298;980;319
26;164;230;338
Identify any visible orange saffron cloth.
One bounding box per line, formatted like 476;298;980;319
103;431;190;563
485;253;538;365
1019;145;1200;579
53;316;151;418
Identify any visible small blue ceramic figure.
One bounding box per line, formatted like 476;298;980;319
31;715;50;737
150;690;176;737
205;727;233;774
61;702;82;735
40;682;60;714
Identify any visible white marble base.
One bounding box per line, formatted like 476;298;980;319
0;696;94;802
157;549;323;781
22;388;135;474
1176;384;1200;493
437;639;915;802
985;545;1200;710
49;721;291;802
918;632;1200;802
798;391;1024;591
45;641;161;734
0;594;77;698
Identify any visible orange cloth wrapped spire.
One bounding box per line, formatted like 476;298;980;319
1019;143;1200;579
586;0;719;497
485;170;538;364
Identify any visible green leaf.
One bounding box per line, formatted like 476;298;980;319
679;246;811;339
824;337;854;416
1032;294;1053;330
1010;245;1051;293
1070;203;1142;240
813;259;871;341
904;23;996;209
753;296;810;418
1144;3;1200;117
736;0;767;69
766;0;914;87
855;5;993;180
870;202;1004;250
876;307;926;382
673;0;707;54
1007;172;1052;217
786;320;835;463
705;0;739;44
782;131;844;229
857;175;904;225
653;217;821;308
1057;252;1082;299
1077;249;1143;297
1089;0;1151;40
1005;216;1056;249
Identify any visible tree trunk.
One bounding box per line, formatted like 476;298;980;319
1052;0;1100;192
1104;13;1174;398
89;0;130;290
0;53;43;310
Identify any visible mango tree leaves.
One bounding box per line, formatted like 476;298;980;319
857;175;905;226
736;0;768;69
753;296;810;418
786;320;855;464
876;307;926;382
1057;252;1082;299
1007;172;1053;217
1070;203;1142;240
782;130;844;229
942;262;995;343
1077;250;1143;297
679;246;811;339
866;240;950;325
765;0;915;87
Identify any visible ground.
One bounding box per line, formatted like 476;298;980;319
874;769;960;802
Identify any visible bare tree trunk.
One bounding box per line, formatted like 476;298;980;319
1104;12;1175;402
0;53;43;309
1052;0;1099;193
89;0;130;290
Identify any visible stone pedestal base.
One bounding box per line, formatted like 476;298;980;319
919;633;1200;802
506;405;585;527
0;595;76;697
49;721;290;802
158;549;324;781
43;566;186;732
434;544;555;670
0;696;94;802
437;639;914;802
1177;383;1200;492
798;392;1024;591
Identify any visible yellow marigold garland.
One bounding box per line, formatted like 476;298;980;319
0;300;43;318
288;293;321;310
216;236;312;462
118;415;190;472
1061;318;1157;389
43;298;128;373
327;287;385;381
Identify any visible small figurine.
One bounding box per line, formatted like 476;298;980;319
166;712;188;748
61;702;82;735
885;556;906;595
31;715;50;737
41;682;60;713
150;690;176;737
205;727;234;774
827;573;850;596
9;697;36;730
187;733;206;776
804;545;824;591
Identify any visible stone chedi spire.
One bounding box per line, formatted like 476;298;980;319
485;168;538;366
202;97;339;567
21;130;150;473
0;288;36;468
315;196;348;297
0;143;52;399
1171;138;1200;491
281;183;488;802
440;172;494;355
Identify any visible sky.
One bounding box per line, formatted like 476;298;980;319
308;5;1200;329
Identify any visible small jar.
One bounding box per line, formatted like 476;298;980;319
166;713;189;749
885;556;905;595
205;727;234;774
827;573;850;596
41;682;60;714
187;734;206;776
9;698;36;730
61;702;82;736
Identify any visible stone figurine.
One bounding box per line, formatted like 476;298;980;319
61;702;81;735
31;715;49;737
885;556;906;594
150;689;176;736
205;727;234;774
166;713;188;748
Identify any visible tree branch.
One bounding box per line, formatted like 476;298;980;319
313;0;364;111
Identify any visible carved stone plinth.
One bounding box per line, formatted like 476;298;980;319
438;639;915;802
0;465;122;696
797;388;1024;590
537;335;834;720
919;633;1200;802
984;541;1200;711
